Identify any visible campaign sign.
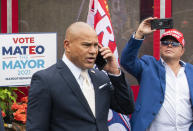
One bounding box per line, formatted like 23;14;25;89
0;33;57;87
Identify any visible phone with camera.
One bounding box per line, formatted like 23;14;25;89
150;18;173;30
95;50;107;70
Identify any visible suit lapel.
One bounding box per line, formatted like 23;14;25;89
185;64;193;106
56;60;94;118
88;69;100;118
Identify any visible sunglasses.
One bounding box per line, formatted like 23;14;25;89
161;41;181;47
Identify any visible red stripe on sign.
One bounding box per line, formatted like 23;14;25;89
153;0;160;60
1;0;7;33
165;0;171;18
165;0;172;32
12;0;18;33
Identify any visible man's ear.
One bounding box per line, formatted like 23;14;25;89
64;40;70;53
180;47;185;56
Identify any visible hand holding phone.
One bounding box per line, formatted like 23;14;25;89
95;45;120;75
95;50;107;70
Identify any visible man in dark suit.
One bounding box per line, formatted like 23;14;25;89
0;109;5;131
26;22;134;131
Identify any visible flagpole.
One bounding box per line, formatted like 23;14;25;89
76;0;86;21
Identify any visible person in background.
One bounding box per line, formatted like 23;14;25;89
120;17;193;131
27;22;134;131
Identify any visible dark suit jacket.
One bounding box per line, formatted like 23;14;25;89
27;60;134;131
0;109;5;131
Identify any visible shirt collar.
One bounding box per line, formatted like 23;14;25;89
160;58;186;67
62;53;87;80
179;60;186;67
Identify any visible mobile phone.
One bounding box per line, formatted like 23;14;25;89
95;51;107;70
150;18;173;30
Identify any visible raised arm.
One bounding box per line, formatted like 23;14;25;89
120;17;156;78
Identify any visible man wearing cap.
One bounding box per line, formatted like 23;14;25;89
120;17;193;131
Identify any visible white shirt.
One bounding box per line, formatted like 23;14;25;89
147;60;193;131
62;53;121;84
62;54;93;91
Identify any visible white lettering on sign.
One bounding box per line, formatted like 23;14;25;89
95;3;115;47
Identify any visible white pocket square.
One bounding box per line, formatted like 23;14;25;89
98;83;108;89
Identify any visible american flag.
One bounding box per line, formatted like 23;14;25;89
87;0;119;62
87;0;130;130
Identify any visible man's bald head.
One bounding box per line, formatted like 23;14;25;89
63;22;98;70
65;22;96;42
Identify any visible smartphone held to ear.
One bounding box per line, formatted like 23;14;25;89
95;51;107;70
150;18;173;30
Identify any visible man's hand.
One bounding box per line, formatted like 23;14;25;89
135;17;157;39
99;45;120;75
